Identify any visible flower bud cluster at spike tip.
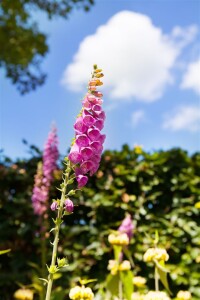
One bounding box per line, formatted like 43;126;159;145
68;65;106;188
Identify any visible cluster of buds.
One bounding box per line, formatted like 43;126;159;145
13;288;34;300
133;276;147;287
108;259;131;275
177;291;191;300
50;198;74;214
143;248;169;262
68;65;106;188
108;232;129;246
144;291;170;300
69;286;94;300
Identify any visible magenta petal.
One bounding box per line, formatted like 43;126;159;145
64;199;74;213
87;128;100;141
83;114;95;127
92;104;102;116
98;134;106;144
76;174;88;188
90;163;99;176
90;141;103;153
68;152;82;164
80;147;93;160
74;117;87;134
82;97;92;109
80;160;94;174
76;134;90;147
68;143;82;164
90;154;101;163
98;111;106;120
94;119;104;130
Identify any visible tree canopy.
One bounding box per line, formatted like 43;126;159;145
0;0;94;94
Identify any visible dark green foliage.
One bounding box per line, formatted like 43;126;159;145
0;0;94;94
0;145;200;299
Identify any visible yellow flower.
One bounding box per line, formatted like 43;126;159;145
144;291;170;300
133;276;146;287
69;286;94;300
119;260;131;271
132;292;145;300
143;248;169;262
177;290;191;300
69;286;82;300
108;232;129;246
82;287;94;300
14;289;34;300
107;260;119;275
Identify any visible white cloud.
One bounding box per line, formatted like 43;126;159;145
163;105;200;132
131;110;145;127
61;11;198;102
180;58;200;95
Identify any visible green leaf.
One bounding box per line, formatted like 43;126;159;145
120;270;133;300
154;261;171;295
106;273;120;296
79;278;97;285
123;247;134;267
38;278;48;285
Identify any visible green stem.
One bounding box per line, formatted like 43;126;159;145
119;273;123;300
40;234;46;300
155;266;159;292
45;165;70;300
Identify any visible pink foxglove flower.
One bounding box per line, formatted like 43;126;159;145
32;126;59;216
64;199;74;213
68;66;106;188
118;214;134;241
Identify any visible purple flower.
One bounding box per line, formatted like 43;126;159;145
32;126;59;216
64;199;74;213
118;214;134;241
76;174;88;188
43;126;59;184
51;202;58;211
68;66;106;188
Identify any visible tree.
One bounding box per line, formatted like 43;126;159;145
0;0;94;94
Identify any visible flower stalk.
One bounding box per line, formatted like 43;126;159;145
155;265;159;292
45;160;71;300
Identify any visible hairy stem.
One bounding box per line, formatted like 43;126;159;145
45;164;70;300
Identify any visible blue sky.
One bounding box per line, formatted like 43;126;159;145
0;0;200;159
